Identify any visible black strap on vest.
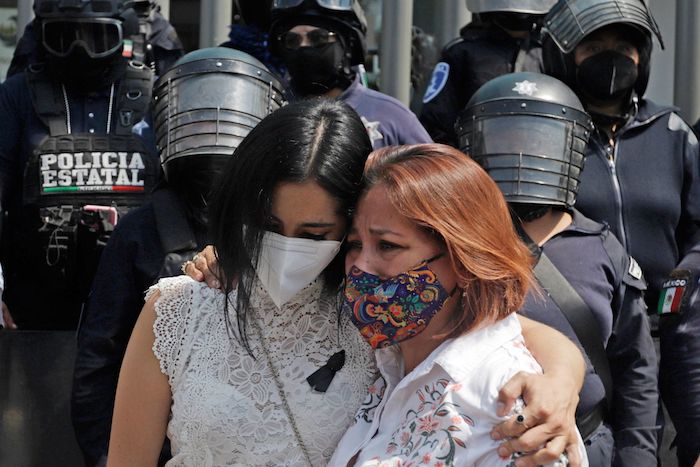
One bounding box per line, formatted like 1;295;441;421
26;61;153;137
152;188;197;254
26;64;69;135
533;252;614;409
114;61;153;136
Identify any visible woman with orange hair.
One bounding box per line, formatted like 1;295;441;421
331;144;586;466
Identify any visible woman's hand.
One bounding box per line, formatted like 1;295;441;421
491;371;582;467
503;315;586;466
183;246;222;289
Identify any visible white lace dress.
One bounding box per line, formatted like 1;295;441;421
149;275;377;467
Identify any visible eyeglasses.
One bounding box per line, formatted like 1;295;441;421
280;28;337;50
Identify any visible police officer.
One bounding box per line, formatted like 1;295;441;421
458;71;658;466
542;2;700;464
0;0;159;330
269;0;431;149
71;47;286;467
420;0;555;146
7;1;184;78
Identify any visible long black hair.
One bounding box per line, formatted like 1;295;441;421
208;98;372;351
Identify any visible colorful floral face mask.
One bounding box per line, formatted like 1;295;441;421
342;256;453;349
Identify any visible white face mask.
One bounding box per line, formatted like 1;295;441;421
255;231;342;308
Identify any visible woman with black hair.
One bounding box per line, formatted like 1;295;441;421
108;99;586;467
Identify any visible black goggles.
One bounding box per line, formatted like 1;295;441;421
280;28;337;50
42;17;123;59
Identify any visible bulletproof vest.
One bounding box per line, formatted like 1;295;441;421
151;188;199;279
14;61;156;328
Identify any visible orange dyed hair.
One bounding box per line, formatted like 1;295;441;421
363;144;535;333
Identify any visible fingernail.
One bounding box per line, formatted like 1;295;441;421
490;429;502;440
498;446;509;459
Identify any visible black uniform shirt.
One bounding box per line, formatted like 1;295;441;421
519;210;658;465
419;22;543;146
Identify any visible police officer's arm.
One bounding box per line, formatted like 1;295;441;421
659;117;700;464
418;43;466;146
72;222;147;465
108;292;171;467
677;118;700;268
606;262;659;466
492;315;585;467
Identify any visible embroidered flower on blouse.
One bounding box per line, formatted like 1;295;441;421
239;405;286;442
417;415;440;433
229;354;272;404
385;378;473;464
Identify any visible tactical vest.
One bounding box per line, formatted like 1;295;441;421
14;61;157;328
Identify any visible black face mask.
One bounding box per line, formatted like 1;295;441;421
284;42;346;97
46;46;125;90
576;50;638;102
166;156;229;228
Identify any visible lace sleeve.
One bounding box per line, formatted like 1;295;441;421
148;276;196;384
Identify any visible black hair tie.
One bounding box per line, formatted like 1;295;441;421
306;350;345;392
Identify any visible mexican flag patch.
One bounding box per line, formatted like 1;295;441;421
122;39;134;58
658;278;687;315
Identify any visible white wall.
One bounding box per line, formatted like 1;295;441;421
646;0;677;106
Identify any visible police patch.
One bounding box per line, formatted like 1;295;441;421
423;62;450;104
39;151;146;195
657;269;698;315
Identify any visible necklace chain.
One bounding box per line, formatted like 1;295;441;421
250;314;314;467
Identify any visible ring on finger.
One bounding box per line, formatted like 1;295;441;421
192;254;200;263
515;414;530;429
180;260;192;275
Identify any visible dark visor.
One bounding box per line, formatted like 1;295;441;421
470;116;570;159
42;18;123;59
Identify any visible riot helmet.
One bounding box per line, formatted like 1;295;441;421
153;47;286;208
457;72;593;210
466;0;557;14
467;0;557;32
270;0;366;95
542;0;663;101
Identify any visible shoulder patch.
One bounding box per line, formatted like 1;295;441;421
423;62;450;104
668;113;698;146
628;257;642;280
360;116;384;145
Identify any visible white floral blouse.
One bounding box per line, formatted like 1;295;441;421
329;314;588;467
149;275;377;467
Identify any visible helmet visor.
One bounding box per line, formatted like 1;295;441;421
272;0;355;10
469;116;571;160
42;18;123;59
468;116;584;206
